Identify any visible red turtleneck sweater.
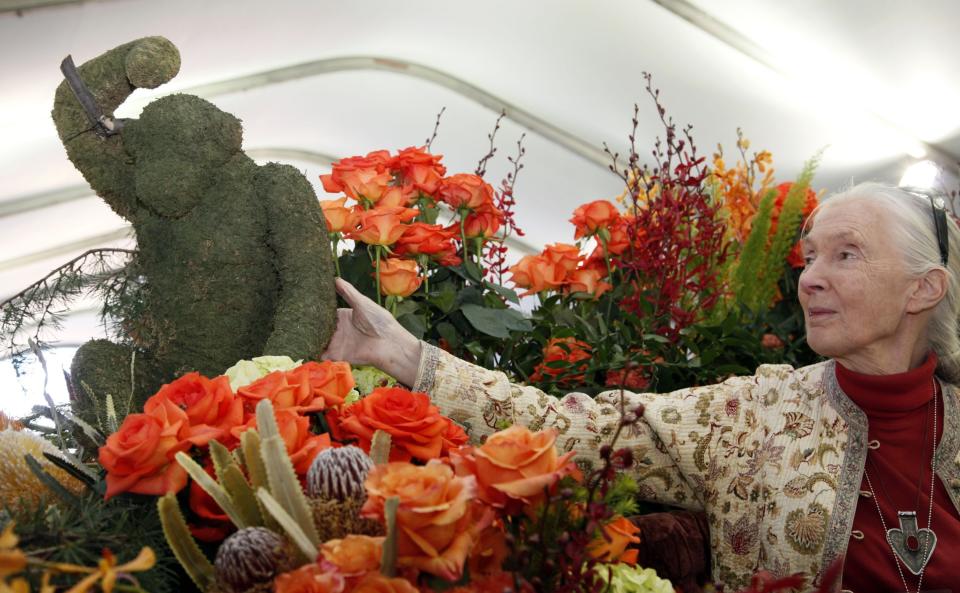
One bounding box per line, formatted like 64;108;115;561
837;354;960;592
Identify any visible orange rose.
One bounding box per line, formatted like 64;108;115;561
435;174;495;211
588;515;641;565
99;397;191;499
391;146;447;195
541;243;582;275
565;268;613;299
320;535;383;578
320;151;392;202
377;185;418;209
529;337;592;386
237;369;326;414
449;424;578;512
144;372;242;447
467;524;508;577
350;573;420;593
462;205;504;240
350;207;419;246
394;223;459;259
376;258;423;297
571;200;621;239
603;217;633;256
274;563;346;593
337;387;447;462
441;418;469;455
445;572;534;593
320;198;360;233
293;361;355;408
362;461;493;581
231;409;332;474
508;255;566;297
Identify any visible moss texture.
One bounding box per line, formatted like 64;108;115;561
52;37;337;403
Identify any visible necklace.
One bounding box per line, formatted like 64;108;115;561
862;378;939;593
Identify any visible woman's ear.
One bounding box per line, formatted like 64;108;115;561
907;268;949;314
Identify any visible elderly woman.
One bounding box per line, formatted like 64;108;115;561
322;182;960;592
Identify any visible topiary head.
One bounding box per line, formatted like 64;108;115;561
124;94;242;217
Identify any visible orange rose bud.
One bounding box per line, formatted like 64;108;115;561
566;268;613;299
320;198;359;233
390;146;447;196
541;243;582;275
350;207;419;246
144;372;242;448
376;258;423;297
338;387;447;462
350;573;420;593
435;173;495;211
463;205;505;240
588;515;641;565
603;217;633;255
99;397;192;499
274;563;346;593
571;199;621;239
449;424;579;512
508;255;566;297
362;461;494;581
320;535;384;577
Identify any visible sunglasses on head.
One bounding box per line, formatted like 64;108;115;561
904;188;949;266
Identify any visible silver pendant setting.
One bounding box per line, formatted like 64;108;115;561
886;511;937;575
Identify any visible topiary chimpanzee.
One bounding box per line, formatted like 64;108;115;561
51;36;337;421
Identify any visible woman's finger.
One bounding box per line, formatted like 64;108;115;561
334;277;374;310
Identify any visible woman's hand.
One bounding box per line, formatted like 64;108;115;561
321;278;422;387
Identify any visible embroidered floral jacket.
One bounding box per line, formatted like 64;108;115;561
413;344;960;590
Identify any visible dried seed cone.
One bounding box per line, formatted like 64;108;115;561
214;527;290;593
305;445;374;501
310;497;384;542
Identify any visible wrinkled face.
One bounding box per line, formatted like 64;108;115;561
798;199;918;364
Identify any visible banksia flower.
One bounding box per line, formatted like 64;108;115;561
0;429;84;512
214;527;290;593
306;445;373;501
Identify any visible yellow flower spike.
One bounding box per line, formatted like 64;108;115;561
115;547;155;573
0;523;18;549
40;572;55;593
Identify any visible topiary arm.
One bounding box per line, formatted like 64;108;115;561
51;36;180;220
259;163;338;360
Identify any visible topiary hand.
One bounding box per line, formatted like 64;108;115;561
322;278;422;387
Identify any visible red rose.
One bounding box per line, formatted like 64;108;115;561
394;223;459;259
462;205;504;240
338;387;448;462
529;337;592;386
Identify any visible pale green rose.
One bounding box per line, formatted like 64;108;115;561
224;355;302;391
595;564;674;593
351;365;397;396
343;389;361;405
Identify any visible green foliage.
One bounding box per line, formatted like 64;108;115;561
4;486;180;593
730;187;777;313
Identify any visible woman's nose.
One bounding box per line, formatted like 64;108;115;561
798;262;825;294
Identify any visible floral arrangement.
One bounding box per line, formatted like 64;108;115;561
320;76;822;399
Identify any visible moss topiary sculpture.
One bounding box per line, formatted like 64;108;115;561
51;36;337;419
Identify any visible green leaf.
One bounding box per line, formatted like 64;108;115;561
256;488;318;561
397;313;427;339
436;322;460;348
463;260;484;284
484;281;520;304
175;452;248;529
460;304;510;338
501;309;533;332
429;284;458;313
158;494;215;591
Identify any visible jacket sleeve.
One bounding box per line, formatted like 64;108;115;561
414;342;768;511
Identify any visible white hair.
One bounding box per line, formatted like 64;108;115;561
810;182;960;382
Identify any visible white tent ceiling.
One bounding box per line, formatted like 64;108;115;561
2;0;960;348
